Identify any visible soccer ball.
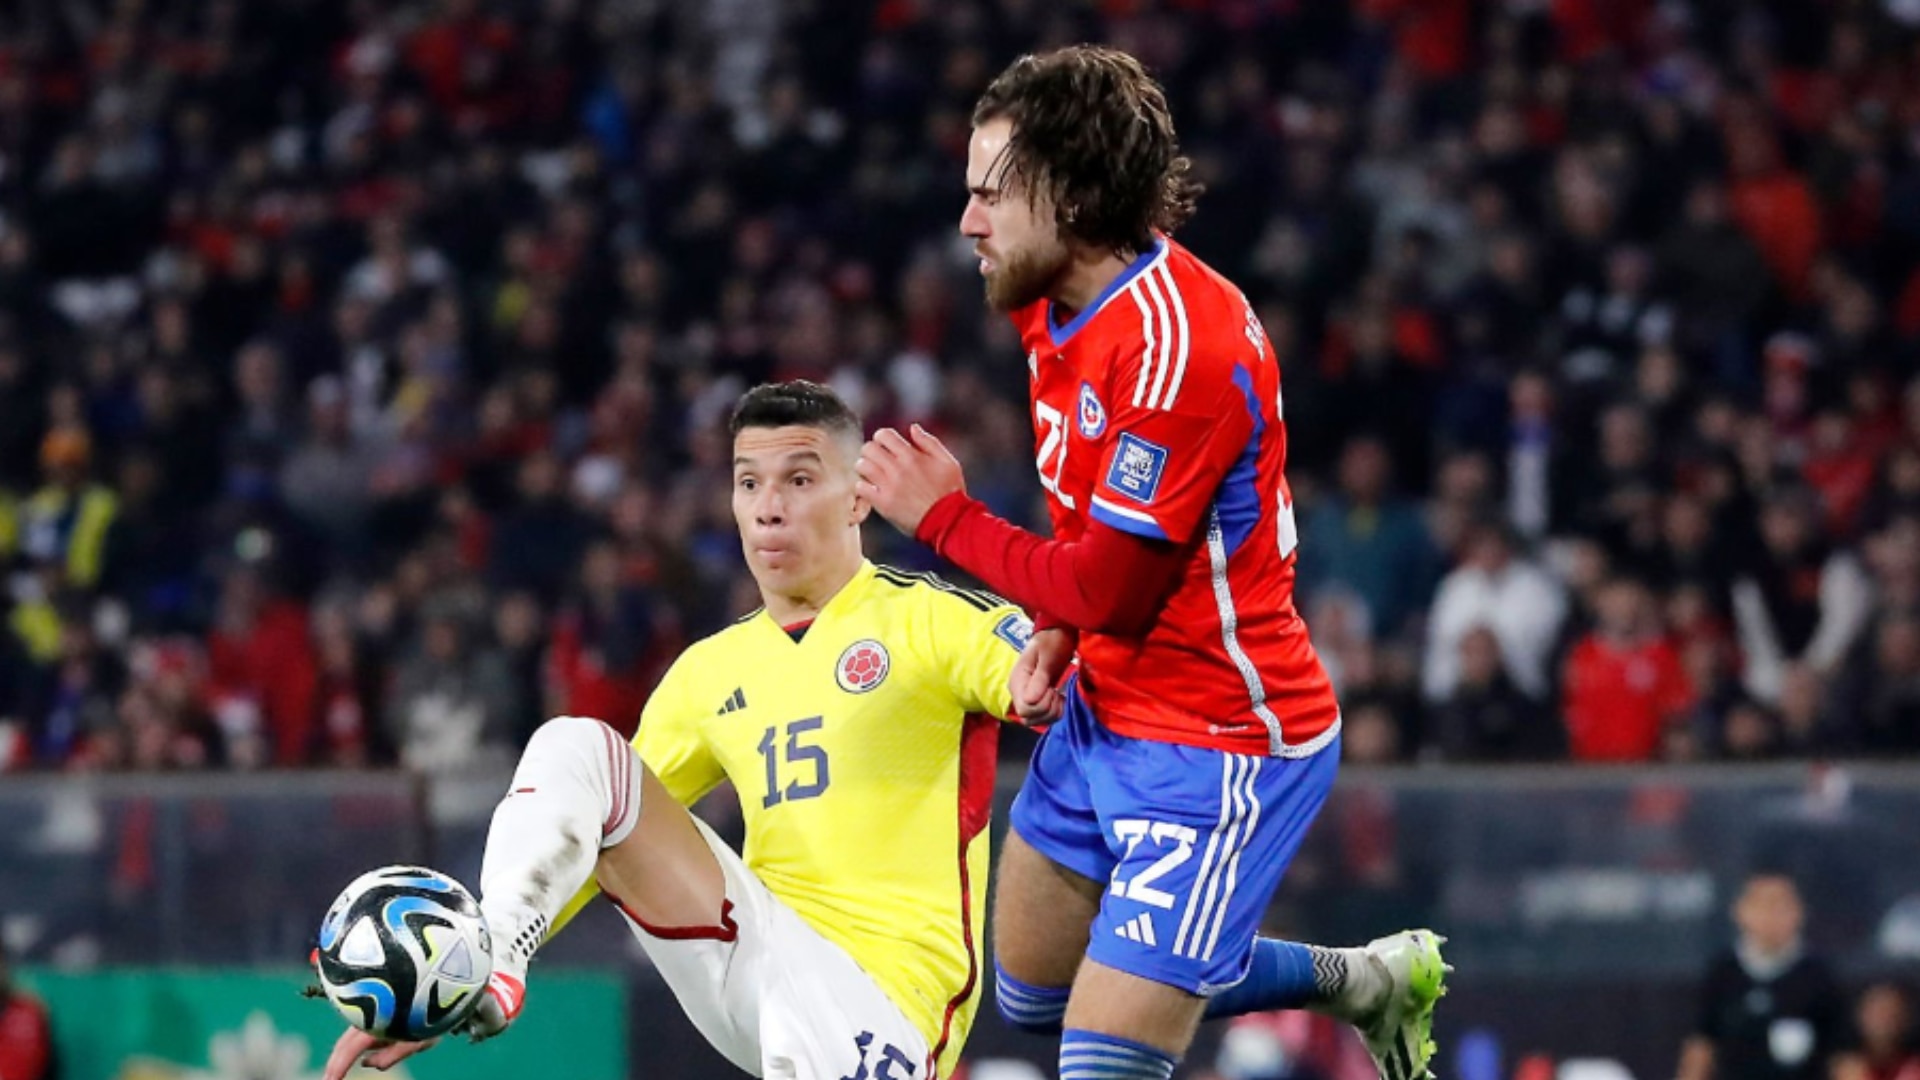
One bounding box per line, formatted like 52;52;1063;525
313;865;493;1042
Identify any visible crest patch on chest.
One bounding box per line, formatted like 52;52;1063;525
836;640;891;693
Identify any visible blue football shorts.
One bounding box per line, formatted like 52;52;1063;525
1008;676;1339;995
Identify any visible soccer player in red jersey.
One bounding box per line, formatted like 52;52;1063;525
857;46;1446;1080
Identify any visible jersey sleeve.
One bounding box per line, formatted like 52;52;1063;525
1088;339;1259;546
632;651;726;806
925;588;1031;719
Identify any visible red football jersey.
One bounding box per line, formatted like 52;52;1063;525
1013;237;1340;756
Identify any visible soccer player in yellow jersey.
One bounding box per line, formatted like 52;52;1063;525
322;382;1033;1080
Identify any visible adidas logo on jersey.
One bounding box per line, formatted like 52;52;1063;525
1114;913;1158;947
716;688;747;715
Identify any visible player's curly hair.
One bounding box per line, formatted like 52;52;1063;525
973;45;1202;257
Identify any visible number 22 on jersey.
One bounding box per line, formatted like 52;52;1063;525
1034;400;1075;510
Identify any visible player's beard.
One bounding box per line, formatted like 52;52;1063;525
984;241;1070;312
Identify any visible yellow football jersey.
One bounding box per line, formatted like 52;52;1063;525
635;560;1028;1074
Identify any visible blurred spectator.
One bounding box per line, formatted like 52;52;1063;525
109;638;224;771
386;601;516;774
1340;699;1405;766
491;590;551;744
309;601;382;769
547;541;672;736
21;606;124;768
487;450;593;606
1776;664;1834;758
1300;436;1440;642
1835;982;1920;1080
1426;451;1499;561
18;427;117;590
1318;298;1438;491
1556;246;1674;392
1423;522;1567;704
1504;371;1576;543
0;937;53;1080
204;570;316;769
1859;446;1920;537
99;451;197;632
1429;626;1559;762
1732;490;1873;705
1678;873;1845;1080
1826;612;1920;756
280;376;382;557
1720;699;1784;762
1657;181;1769;377
1561;577;1695;762
1571;403;1665;564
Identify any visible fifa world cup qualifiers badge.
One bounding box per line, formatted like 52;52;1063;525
1107;433;1169;504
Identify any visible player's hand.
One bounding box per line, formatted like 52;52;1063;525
856;424;965;537
1011;628;1075;725
322;1028;436;1078
318;971;519;1078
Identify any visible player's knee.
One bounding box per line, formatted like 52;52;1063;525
519;716;632;791
525;715;619;758
994;961;1068;1034
514;717;644;847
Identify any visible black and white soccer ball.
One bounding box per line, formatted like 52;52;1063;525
313;865;493;1042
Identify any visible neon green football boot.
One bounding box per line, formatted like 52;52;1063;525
1351;929;1449;1080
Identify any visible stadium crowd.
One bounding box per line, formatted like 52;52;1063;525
0;0;1918;774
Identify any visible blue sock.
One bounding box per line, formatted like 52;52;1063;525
994;963;1069;1034
1203;937;1328;1019
1059;1029;1176;1080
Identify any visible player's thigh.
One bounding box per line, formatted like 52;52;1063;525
990;828;1102;987
609;814;768;1075
609;815;926;1080
1064;957;1204;1057
1084;735;1338;999
998;695;1110;985
757;901;930;1080
594;763;727;929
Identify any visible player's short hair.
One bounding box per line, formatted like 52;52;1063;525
973;45;1202;256
729;381;862;448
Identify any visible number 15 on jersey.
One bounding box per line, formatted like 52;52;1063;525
758;717;830;808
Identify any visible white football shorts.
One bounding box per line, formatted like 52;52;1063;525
614;816;933;1080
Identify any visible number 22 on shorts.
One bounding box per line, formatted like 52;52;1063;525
1110;818;1197;909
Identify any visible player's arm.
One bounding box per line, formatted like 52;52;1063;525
857;426;1193;635
861;369;1254;634
919;496;1184;635
924;590;1041;719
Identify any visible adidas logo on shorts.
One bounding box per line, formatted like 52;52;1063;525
1114;913;1157;947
